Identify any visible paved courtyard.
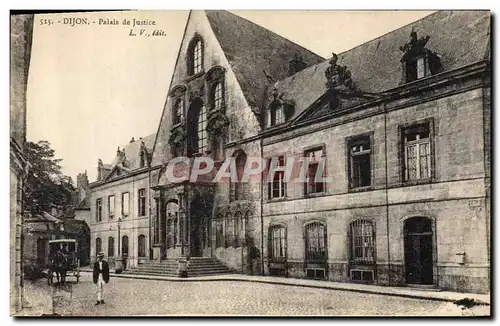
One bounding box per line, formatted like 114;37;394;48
19;273;487;317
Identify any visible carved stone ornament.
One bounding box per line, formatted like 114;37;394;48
206;112;229;136
188;85;205;102
324;53;354;91
399;31;430;60
168;128;186;148
205;66;225;83
169;85;187;98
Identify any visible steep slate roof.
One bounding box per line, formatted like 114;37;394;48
205;10;325;109
268;10;491;121
110;133;156;170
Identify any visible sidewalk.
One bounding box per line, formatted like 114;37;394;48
80;268;490;305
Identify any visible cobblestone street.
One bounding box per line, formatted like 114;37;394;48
19;273;486;317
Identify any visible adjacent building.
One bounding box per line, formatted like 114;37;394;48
86;10;491;293
10;13;34;314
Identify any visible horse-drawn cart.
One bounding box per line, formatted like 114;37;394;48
47;239;80;285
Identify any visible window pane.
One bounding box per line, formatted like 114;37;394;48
109;196;115;216
197;106;207;153
417;57;425;79
122;193;129;216
214;83;223;110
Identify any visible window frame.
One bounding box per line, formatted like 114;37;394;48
348;219;376;265
187;37;204;77
108;195;115;219
197;105;208;154
304;221;327;263
138;188;146;216
121;192;130;217
96;198;103;222
303;145;327;196
107;236;115;257
138;234;146;257
269;224;287;262
346;132;374;191
399;119;435;185
268;155;287;200
95;237;102;256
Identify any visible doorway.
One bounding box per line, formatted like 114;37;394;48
404;216;434;285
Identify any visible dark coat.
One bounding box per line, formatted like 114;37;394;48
92;260;110;284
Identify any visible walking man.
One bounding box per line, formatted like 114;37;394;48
93;252;109;305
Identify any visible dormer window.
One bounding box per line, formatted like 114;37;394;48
405;56;427;82
173;98;183;125
399;31;442;84
188;37;203;76
270;104;285;126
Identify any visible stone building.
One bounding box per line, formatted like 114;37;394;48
87;10;490;293
89;135;157;268
10;14;34;314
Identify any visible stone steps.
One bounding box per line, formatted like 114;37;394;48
123;257;233;278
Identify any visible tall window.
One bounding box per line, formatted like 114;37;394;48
269;225;286;261
197;105;208;153
304;148;325;195
122;192;130;217
108;195;115;219
305;222;327;262
138;189;146;216
96;198;102;222
268;156;286;199
173;98;183;125
349;220;375;264
271;104;285;126
188;39;203;76
403;123;431;181
348;136;372;188
108;236;115;257
138;235;146;257
216;214;224;247
213;82;223;111
95;237;102;256
122;235;129;256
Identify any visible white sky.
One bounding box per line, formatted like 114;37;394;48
26;10;434;183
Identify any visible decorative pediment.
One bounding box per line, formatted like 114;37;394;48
102;164;132;182
205;66;225;83
324;53;355;91
169;85;187;98
399;31;431;62
206;111;229;136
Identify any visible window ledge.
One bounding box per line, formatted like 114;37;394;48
265;196;287;204
348;186;373;193
304;191;327;199
392;178;433;188
185;71;205;83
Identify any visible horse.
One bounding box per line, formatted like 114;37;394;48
48;251;69;285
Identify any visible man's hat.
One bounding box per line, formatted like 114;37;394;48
97;252;104;257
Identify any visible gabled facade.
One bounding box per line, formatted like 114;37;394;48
89;134;157;268
86;10;490;293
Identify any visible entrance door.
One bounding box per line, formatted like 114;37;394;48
190;218;203;257
404;217;433;285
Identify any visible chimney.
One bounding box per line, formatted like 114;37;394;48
288;53;307;76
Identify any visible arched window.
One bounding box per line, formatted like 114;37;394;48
138;235;146;257
173;98;183;125
304;221;327;262
95;237;102;256
269;224;286;261
188;38;203;76
108;236;115;257
197;105;208;153
212;82;223;111
122;235;129;256
348;220;375;264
